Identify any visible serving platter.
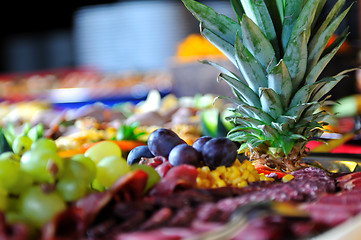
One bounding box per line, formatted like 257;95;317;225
181;153;361;240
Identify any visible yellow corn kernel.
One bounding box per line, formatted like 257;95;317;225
237;180;248;188
232;166;242;175
247;163;255;172
282;174;295;183
259;173;275;182
197;178;211;188
233;160;242;167
210;171;221;179
242;170;250;180
253;172;261;181
216;166;226;174
228;170;239;180
214;179;227;187
231;177;243;186
198;170;208;179
200;166;211;173
248;173;257;182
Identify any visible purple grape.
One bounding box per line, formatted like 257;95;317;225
127;145;154;165
192;136;212;152
168;144;201;167
201;137;237;169
147;128;186;158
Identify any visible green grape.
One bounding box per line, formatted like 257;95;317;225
84;141;122;164
0;151;20;162
31;138;57;152
12;135;33;156
8;169;34;195
57;176;88;202
70;154;96;181
20;149;63;183
96;156;130;188
0;158;20;190
56;159;91;201
18;186;66;228
91;178;105;191
61;159;92;183
5;212;27;224
6;197;20;212
130;164;161;193
0;182;8;211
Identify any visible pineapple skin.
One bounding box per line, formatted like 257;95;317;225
182;0;353;171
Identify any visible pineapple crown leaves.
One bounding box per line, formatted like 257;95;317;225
181;0;353;156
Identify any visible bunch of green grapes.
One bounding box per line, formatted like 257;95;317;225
0;136;161;230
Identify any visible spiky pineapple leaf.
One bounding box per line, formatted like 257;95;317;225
227;128;262;143
272;119;295;133
281;0;304;50
241;15;276;70
231;0;244;22
308;4;352;70
289;79;329;108
310;0;345;47
238;104;274;124
311;0;328;32
228;116;266;128
302;96;333;119
280;135;295;156
200;60;239;79
288;0;319;43
264;0;283;42
284;103;316;120
240;0;280;58
214;95;244;106
305;32;349;85
228;126;263;136
311;75;346;102
234;34;268;93
247;138;265;150
283;31;307;90
259;88;283;119
259;125;280;140
218;73;262;108
181;0;242;45
277;0;285;20
231;88;248;103
268;60;292;107
201;27;237;66
323;27;349;56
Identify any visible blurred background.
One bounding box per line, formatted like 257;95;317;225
0;0;237;73
0;0;359;103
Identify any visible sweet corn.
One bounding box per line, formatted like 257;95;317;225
196;160;274;189
259;173;275;182
282;174;295;183
237;180;248;188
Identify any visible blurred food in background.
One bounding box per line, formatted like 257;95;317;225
0;69;173;107
175;34;226;63
0;89;233;156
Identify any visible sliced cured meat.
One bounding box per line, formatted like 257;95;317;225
110;170;148;202
0;212;29;240
150;165;197;197
42;207;85;240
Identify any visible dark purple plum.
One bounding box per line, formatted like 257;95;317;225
147;128;186;158
127;145;154;165
201;137;237;169
168;144;202;167
192;136;212;152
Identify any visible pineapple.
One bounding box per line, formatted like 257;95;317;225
181;0;354;171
